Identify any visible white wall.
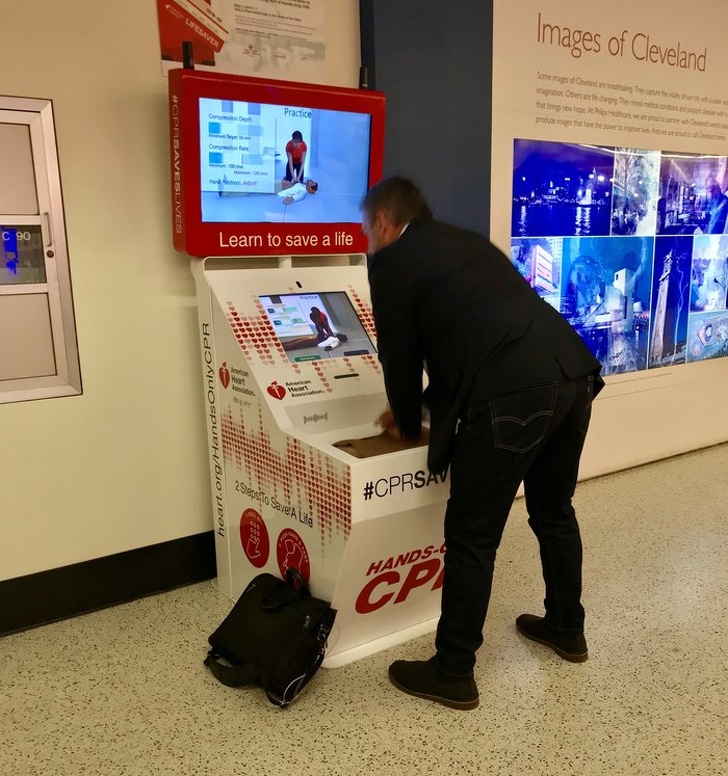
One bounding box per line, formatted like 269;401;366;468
0;0;361;581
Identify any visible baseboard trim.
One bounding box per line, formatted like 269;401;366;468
0;531;216;637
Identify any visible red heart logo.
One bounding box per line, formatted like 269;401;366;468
218;362;231;389
267;381;286;400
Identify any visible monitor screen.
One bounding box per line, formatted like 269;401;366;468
259;292;377;363
169;69;386;257
200;98;371;225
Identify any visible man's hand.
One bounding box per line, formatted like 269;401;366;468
376;408;402;440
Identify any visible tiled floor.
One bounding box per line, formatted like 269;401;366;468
2;444;726;775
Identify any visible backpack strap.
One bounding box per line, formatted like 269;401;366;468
285;567;310;593
260;567;311;611
265;642;327;708
204;650;258;688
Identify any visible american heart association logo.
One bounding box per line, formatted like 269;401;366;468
267;381;286;400
218;362;231;389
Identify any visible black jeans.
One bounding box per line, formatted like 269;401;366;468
435;375;595;674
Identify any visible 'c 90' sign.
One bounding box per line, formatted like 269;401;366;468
2;228;35;242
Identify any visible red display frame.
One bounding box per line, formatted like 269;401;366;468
168;69;385;258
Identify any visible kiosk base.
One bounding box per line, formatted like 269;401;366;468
194;257;450;668
322;615;439;668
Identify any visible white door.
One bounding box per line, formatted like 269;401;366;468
0;98;81;402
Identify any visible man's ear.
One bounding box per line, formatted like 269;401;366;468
376;207;393;231
380;208;402;240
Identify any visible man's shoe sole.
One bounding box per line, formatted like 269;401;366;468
516;619;588;663
388;672;479;710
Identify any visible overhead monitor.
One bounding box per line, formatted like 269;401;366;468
169;69;386;257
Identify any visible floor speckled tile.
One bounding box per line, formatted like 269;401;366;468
1;444;726;775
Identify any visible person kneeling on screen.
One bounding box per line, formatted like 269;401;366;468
278;179;318;206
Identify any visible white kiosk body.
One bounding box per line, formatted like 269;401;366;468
193;255;449;666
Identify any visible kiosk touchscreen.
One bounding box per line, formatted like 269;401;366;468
259;291;377;362
194;259;450;665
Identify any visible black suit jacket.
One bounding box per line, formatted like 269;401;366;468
368;219;603;474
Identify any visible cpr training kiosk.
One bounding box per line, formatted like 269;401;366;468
170;68;449;666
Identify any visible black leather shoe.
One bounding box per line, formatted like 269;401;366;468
516;614;588;662
388;656;479;710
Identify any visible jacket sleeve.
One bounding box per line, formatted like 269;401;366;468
369;249;424;439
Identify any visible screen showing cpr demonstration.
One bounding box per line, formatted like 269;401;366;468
259;292;377;363
199;98;371;225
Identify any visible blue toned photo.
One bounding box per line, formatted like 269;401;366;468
512;140;614;238
610;148;660;237
686;310;728;362
657;153;728;235
648;236;692;368
690;234;728;313
559;236;653;375
510;237;564;308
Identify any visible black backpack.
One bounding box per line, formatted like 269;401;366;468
204;569;336;708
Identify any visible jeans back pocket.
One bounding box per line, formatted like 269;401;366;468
489;383;558;454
